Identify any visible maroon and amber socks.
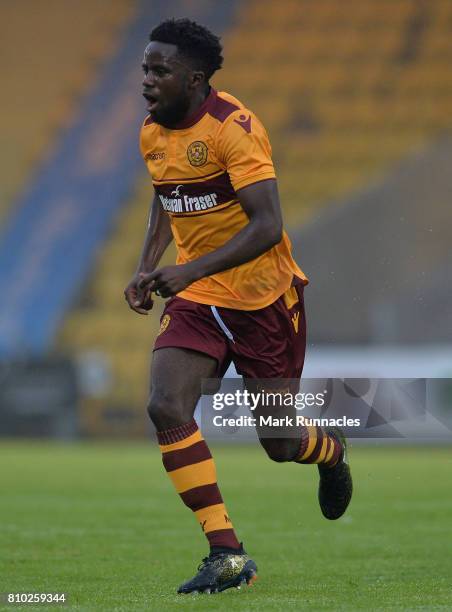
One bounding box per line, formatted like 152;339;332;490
295;426;343;467
157;419;240;549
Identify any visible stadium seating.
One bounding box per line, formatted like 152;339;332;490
58;0;452;427
0;0;132;225
58;176;175;426
221;0;452;223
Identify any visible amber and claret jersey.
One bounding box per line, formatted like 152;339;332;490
139;88;308;310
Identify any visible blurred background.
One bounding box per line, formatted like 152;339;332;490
1;0;452;439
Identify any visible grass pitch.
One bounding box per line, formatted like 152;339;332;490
1;441;451;611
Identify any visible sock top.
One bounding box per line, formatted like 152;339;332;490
210;543;244;556
157;419;198;445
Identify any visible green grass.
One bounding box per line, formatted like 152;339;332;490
1;442;451;611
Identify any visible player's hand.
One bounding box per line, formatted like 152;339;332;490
124;273;154;315
137;264;198;298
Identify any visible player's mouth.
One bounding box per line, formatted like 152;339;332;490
143;91;159;113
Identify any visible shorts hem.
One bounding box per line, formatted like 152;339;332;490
153;341;226;375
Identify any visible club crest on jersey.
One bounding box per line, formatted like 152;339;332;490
158;314;171;336
187;141;208;167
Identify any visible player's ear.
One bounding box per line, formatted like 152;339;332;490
190;70;206;88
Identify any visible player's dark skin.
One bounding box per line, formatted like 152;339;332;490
124;41;300;462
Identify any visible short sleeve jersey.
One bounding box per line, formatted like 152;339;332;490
140;88;307;310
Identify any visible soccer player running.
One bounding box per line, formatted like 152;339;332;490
124;18;352;594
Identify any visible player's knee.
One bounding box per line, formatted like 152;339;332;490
146;391;177;430
260;439;299;463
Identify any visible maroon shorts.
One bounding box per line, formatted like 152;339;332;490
153;280;306;380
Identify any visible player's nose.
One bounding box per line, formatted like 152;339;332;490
142;72;155;88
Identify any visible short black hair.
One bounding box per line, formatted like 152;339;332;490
150;18;223;80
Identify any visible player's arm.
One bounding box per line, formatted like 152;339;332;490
124;193;173;314
192;178;282;274
138;178;282;298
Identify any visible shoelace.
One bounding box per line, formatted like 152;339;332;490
197;552;226;572
197;557;209;571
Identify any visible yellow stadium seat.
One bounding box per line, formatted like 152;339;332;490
0;0;133;225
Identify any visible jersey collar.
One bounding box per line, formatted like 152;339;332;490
170;87;217;130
